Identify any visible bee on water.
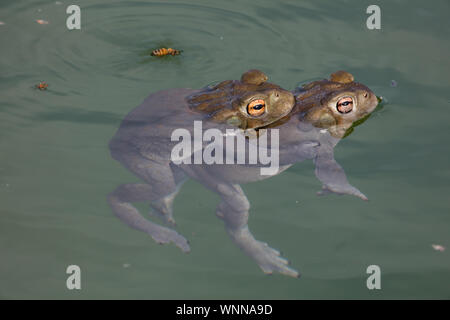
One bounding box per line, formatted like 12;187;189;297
150;47;181;57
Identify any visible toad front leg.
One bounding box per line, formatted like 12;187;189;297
314;146;368;201
189;167;299;277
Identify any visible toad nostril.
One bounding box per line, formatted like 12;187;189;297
364;92;368;98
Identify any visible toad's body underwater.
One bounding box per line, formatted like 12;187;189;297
108;70;378;277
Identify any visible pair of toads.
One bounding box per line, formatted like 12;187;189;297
108;69;379;278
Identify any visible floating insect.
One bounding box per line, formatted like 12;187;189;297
150;47;181;57
36;19;49;25
35;82;49;90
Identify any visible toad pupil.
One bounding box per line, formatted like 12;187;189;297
247;99;266;117
336;97;353;114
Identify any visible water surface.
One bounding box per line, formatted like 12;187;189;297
1;0;449;299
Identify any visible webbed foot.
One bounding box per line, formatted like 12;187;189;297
228;227;300;278
252;241;300;278
317;183;368;201
149;226;190;253
150;199;176;226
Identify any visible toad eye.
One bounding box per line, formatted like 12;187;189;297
336;97;353;114
247;99;266;117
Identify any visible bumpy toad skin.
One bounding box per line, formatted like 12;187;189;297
187;69;295;129
108;70;378;278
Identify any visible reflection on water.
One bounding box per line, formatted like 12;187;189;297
1;0;450;299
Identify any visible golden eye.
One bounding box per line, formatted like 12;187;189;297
336;97;353;114
247;99;266;116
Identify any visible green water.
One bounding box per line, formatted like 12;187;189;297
1;0;449;299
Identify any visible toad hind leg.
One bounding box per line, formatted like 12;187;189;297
191;167;299;277
217;187;300;278
108;154;190;253
108;184;190;253
149;165;187;226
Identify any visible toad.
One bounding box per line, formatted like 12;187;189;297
108;70;378;278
